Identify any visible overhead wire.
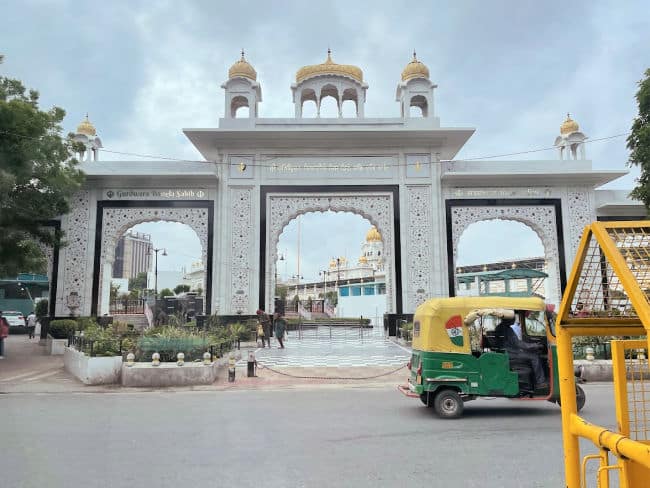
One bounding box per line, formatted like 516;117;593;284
0;128;631;169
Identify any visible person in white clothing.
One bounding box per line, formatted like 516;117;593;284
27;311;37;339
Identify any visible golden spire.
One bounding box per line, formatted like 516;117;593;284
296;49;363;83
228;50;257;81
76;114;96;136
560;113;580;135
401;50;430;82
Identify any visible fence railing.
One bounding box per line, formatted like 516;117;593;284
109;299;145;315
68;335;125;357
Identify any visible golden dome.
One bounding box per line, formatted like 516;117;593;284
76;114;96;136
366;226;382;242
359;255;368;264
228;50;257;81
401;51;430;82
296;49;363;84
560;113;579;135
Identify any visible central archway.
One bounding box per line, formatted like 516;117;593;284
260;186;402;314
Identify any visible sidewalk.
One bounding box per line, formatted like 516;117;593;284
0;338;409;394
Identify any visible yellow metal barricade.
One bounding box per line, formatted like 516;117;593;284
557;221;650;488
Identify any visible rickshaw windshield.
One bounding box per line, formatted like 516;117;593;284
524;311;546;337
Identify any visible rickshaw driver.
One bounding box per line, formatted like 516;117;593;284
495;315;548;390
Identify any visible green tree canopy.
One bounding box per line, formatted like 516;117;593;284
174;284;190;294
159;288;174;298
0;60;84;276
628;68;650;209
128;271;148;291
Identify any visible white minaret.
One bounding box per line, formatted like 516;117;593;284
554;114;588;160
396;51;437;118
221;50;261;119
73;114;102;161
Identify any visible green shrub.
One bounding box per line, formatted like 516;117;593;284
229;322;250;341
75;317;97;331
48;319;77;339
80;324;124;357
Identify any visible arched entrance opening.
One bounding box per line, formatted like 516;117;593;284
106;222;204;317
447;200;565;306
260;186;401;317
456;220;550;300
275;211;388;326
92;202;213;317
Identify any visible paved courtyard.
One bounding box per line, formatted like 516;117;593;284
243;326;411;368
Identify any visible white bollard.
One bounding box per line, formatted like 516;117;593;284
152;352;160;366
177;352;185;366
126;352;135;367
203;352;212;365
585;347;595;361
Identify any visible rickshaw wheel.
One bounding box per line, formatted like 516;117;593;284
433;389;464;419
576;385;586;412
557;385;586;412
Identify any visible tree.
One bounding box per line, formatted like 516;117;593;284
628;68;650;209
324;290;338;307
0;58;84;276
158;288;174;298
174;284;190;295
128;272;148;291
194;287;203;296
110;283;120;301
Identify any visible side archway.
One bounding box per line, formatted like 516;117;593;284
92;202;214;316
447;201;566;305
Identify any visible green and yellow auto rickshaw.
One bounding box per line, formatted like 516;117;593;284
398;296;586;418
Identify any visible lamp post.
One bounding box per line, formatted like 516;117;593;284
150;247;167;298
275;253;285;289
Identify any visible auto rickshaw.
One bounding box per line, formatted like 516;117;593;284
398;296;586;418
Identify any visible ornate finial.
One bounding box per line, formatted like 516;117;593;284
413;49;417;61
241;49;245;60
327;47;332;61
567;112;571;119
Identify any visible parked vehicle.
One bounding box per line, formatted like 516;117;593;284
2;310;26;327
398;296;585;418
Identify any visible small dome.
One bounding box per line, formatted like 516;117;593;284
560;113;579;135
359;255;368;264
76;114;96;136
401;51;430;82
228;50;257;81
366;226;382;242
296;49;363;84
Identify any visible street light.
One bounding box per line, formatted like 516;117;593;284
150;247;167;298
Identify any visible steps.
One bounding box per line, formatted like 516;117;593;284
113;314;149;330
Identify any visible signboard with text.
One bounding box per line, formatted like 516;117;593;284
102;189;209;200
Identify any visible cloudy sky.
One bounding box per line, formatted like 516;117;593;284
2;1;648;278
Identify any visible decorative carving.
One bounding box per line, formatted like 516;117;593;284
99;207;209;311
567;188;593;259
230;187;254;313
266;193;395;312
59;190;90;315
406;186;433;308
450;205;561;304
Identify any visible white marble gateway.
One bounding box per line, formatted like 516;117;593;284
51;51;643;317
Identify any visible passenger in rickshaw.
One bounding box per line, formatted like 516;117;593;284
495;315;548;390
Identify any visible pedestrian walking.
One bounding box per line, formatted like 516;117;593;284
27;311;37;339
256;309;272;348
0;311;9;359
273;311;287;349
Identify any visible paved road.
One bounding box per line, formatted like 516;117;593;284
1;383;618;488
